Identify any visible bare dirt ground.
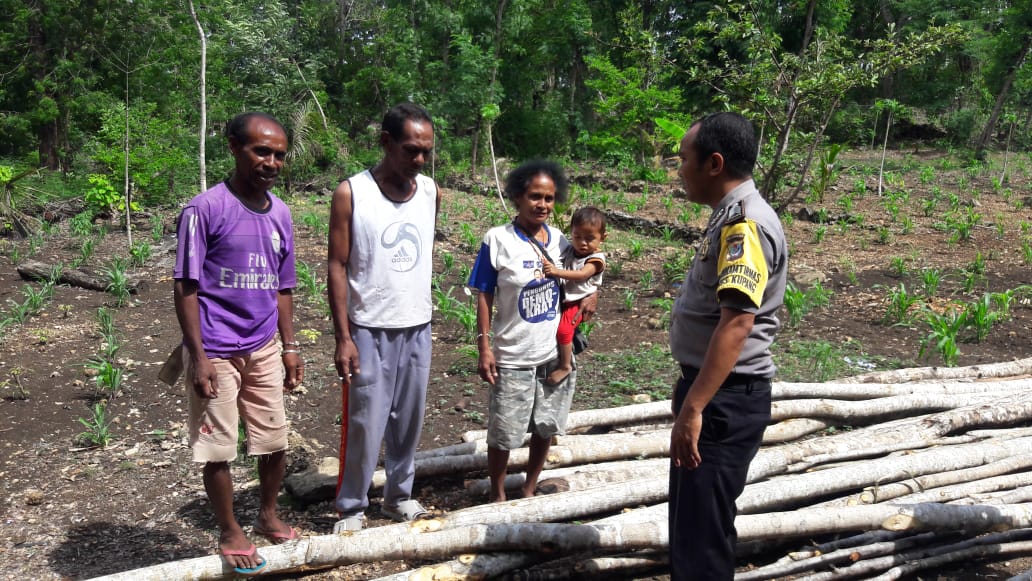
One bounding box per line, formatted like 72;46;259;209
1;149;1031;579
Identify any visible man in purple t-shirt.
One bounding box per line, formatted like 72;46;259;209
173;112;303;575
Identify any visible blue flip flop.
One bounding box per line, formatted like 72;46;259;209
221;543;268;576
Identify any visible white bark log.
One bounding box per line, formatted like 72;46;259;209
465;458;668;497
302;431;671;502
868;540;1032;581
889;471;1032;506
91;521;668;581
461;400;672;442
535;458;669;494
771;392;999;422
800;529;1032;581
414;439;489;460
816;454;1032;507
959;486;1032;507
92;483;669;580
748;391;1032;483
839;357;1032;384
736;503;1032;542
740;436;1032;514
783;434;978;474
735;531;940;581
370;505;669;581
774;379;1031;400
762;418;831;443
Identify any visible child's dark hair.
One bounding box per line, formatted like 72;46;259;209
571;206;606;234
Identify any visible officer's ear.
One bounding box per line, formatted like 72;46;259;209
708;153;725;176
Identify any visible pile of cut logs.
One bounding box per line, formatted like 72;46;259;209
91;357;1032;580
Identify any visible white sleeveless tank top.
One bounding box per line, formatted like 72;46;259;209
347;170;436;328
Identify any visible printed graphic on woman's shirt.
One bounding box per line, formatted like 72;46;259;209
716;220;768;308
518;275;559;322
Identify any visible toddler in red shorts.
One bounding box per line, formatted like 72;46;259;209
542;207;606;385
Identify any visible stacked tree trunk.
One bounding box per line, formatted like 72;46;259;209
89;357;1032;580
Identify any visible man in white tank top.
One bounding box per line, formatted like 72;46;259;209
327;103;441;532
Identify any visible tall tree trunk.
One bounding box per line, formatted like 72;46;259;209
975;35;1032;160
123;61;133;246
188;0;207;192
759;0;816;200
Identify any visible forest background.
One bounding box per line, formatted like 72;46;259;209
1;0;1030;211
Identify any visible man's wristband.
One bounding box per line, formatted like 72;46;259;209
282;349;300;355
283;341;300;348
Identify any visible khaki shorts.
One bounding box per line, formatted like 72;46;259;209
187;339;288;462
487;359;576;451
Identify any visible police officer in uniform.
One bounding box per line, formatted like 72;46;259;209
668;112;788;580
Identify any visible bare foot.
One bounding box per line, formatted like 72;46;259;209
545;366;571;386
520;485;538;499
489;491;507;503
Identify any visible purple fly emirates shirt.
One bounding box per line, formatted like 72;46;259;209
174;182;297;358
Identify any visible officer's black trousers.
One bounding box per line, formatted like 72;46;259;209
669;365;772;581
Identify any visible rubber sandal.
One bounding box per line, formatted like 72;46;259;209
333;514;365;533
381;499;429;522
221;543;268;576
253;524;298;544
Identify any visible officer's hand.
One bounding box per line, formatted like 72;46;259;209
670;410;703;469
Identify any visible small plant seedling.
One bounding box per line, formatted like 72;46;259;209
889;256;909;278
102;258;132;306
622;288;637;311
129;241;152;267
920;308;966;366
77;402;113;448
628;239;644;260
882;284;921;325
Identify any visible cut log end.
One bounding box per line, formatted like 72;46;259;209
882;514;921;531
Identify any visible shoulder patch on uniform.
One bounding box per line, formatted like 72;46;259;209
725;201;745;225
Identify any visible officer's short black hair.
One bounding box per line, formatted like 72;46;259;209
225;112;285;145
692;112;757;180
571;206;606;234
504;160;569;205
383;103;434;141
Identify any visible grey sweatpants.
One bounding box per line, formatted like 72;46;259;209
334;323;431;517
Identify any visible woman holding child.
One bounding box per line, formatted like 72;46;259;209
467;160;597;502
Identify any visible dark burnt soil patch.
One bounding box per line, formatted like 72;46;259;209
1;149;1031;579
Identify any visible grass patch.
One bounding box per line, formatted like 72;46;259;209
578;343;678;406
773;339;909;382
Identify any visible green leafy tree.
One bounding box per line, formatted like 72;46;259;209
680;0;965;204
581;4;682;167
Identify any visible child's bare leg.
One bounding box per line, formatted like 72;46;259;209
546;342;573;385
